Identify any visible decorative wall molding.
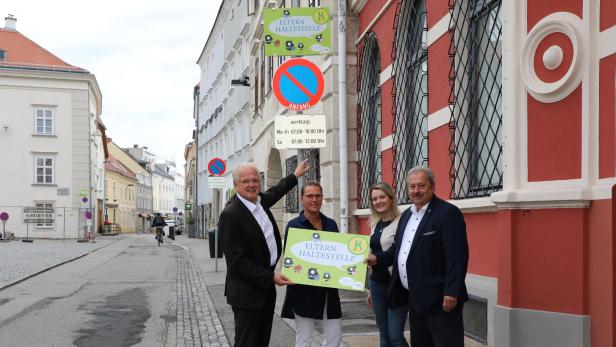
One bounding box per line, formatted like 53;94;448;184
427;13;451;47
427;106;451;131
380;64;393;86
521;12;585;103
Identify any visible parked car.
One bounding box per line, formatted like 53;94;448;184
175;217;184;235
164;219;176;236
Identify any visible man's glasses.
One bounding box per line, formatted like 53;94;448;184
303;194;323;200
239;178;260;185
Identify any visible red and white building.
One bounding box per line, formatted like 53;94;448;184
351;0;615;346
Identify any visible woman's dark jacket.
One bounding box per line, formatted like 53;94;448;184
281;211;342;320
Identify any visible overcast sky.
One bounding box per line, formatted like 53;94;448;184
3;0;222;174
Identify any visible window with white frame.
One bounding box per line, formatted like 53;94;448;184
34;107;54;135
34;155;54;184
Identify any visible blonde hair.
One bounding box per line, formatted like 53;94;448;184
368;182;400;227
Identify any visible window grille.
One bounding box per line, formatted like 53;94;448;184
299;149;321;182
391;0;428;204
285;156;299;213
356;32;382;209
449;0;503;199
463;295;488;343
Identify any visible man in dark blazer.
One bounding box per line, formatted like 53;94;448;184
219;160;310;347
367;166;469;347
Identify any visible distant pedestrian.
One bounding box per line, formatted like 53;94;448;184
366;182;408;347
219;160;310;347
281;181;342;347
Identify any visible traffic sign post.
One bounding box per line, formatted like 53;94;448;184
273;58;324;111
206;157;227;272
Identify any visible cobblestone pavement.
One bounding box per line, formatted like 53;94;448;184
0;239;112;289
176;245;229;347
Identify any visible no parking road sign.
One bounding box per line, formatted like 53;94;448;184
273;58;324;111
208;157;226;176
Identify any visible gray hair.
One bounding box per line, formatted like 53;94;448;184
406;166;435;187
232;163;260;183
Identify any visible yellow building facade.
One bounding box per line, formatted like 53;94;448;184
104;155;137;233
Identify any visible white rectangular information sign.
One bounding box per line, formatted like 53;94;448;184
275;115;327;149
23;208;54;223
207;176;226;189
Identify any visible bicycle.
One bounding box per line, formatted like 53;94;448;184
155;227;164;246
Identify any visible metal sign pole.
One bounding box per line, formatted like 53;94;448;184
215;224;219;272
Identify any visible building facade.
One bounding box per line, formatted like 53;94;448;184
184;141;196;233
109;141;153;233
0;15;104;239
247;0;359;233
196;0;253;230
352;0;616;346
104;155;137;233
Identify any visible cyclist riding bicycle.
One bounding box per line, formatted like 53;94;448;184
152;213;166;244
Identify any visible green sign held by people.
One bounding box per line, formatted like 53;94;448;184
281;228;370;291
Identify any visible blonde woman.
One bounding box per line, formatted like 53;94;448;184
366;183;409;347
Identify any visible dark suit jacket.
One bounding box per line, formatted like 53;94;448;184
219;174;298;311
378;196;469;314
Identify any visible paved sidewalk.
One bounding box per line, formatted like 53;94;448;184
0;237;114;289
176;235;485;347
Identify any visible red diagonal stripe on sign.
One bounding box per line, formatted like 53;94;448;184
281;69;316;100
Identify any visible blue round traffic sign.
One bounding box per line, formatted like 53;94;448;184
273;58;324;111
208;157;227;176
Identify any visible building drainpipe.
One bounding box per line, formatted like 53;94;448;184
87;88;94;240
194;87;200;238
338;0;349;233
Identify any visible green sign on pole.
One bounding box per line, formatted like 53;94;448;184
281;227;369;291
185;203;192;211
264;7;331;56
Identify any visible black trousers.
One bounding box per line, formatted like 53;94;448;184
231;289;276;347
409;303;464;347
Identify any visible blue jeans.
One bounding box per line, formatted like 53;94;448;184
370;279;409;347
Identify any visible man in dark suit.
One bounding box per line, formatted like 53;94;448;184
219;160;310;347
367;166;469;347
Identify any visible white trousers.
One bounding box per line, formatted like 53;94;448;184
294;300;342;347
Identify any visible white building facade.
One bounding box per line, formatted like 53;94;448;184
0;17;104;239
196;0;252;231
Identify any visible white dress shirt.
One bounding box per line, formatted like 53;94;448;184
397;203;429;290
237;194;278;266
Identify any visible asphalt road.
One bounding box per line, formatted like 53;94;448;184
0;235;178;346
